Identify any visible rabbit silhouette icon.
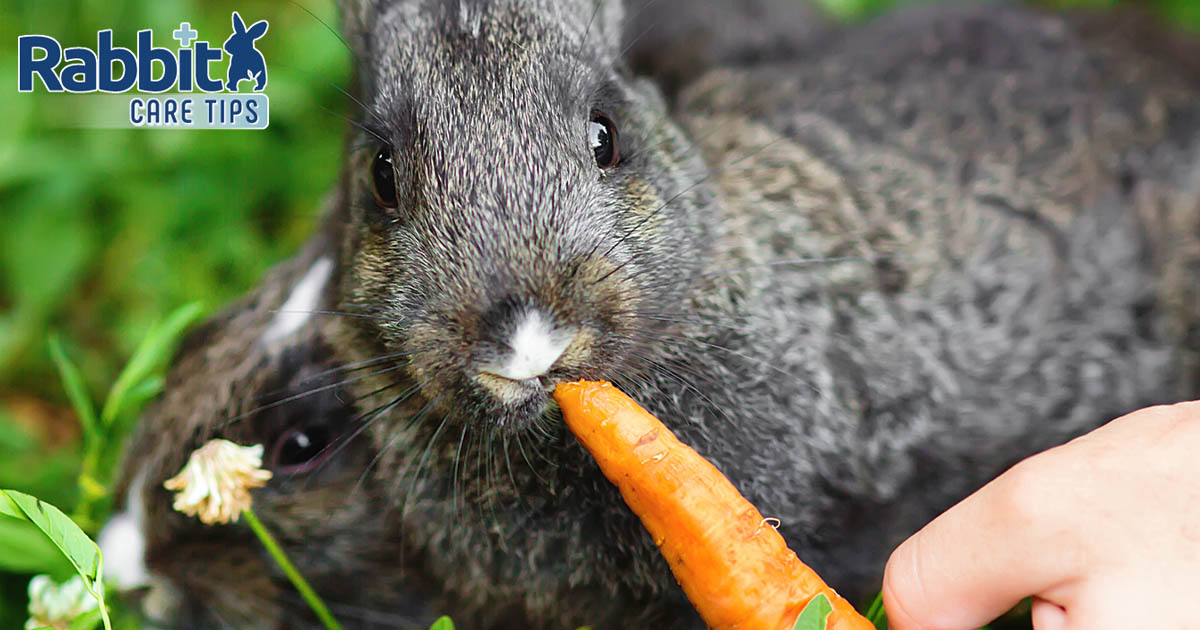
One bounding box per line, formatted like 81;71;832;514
222;11;267;92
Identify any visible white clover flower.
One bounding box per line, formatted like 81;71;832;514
25;574;99;630
164;439;273;525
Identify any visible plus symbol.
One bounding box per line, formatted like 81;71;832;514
173;22;198;48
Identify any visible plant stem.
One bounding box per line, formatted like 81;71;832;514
241;508;342;630
72;450;105;531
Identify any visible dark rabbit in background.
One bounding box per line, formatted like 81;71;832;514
223;11;268;91
102;1;1200;629
100;237;443;628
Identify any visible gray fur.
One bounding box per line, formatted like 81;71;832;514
623;0;835;92
112;1;1200;628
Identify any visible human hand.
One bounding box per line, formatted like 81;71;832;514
882;401;1200;630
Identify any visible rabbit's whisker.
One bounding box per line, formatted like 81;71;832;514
633;255;877;291
391;392;448;519
626;327;823;397
594;137;788;285
270;60;387;133
481;428;509;535
285;380;419;489
286;0;355;60
352;379;431;491
626;348;739;427
451;419;472;517
574;0;606;62
513;428;548;487
615;4;663;60
249;349;412;404
267;308;397;322
218;362;407;429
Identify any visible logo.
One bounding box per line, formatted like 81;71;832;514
18;12;270;129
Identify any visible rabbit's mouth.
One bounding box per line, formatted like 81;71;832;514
475;371;555;400
472;372;556;430
458;312;581;433
399;295;613;434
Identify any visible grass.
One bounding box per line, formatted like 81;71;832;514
0;0;1196;626
0;1;348;623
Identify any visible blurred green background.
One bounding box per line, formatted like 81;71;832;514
0;0;349;499
0;0;1197;626
0;0;350;624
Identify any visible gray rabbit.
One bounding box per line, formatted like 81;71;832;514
105;1;1200;628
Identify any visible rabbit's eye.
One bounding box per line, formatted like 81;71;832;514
269;426;333;475
589;111;620;169
371;146;399;209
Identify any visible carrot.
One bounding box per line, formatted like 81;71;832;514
554;380;874;630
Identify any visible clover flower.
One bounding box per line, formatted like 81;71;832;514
25;575;99;630
164;439;273;525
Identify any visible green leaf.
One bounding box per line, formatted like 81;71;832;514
864;592;887;630
792;593;834;630
0;517;74;575
100;301;203;427
70;607;103;630
47;333;100;448
429;616;455;630
119;376;165;417
0;490;111;630
0;491;19;519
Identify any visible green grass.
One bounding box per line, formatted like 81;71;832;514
0;0;1196;627
0;0;349;624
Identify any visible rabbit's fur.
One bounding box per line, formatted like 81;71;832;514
108;1;1200;628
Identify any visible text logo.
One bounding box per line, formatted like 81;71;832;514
18;12;270;129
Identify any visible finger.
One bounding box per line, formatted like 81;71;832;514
1031;597;1066;630
882;456;1083;630
1064;574;1190;630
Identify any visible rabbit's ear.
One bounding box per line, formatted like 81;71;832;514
232;11;247;34
246;20;269;40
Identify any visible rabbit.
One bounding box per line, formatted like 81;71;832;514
224;11;269;92
320;0;1200;626
99;232;444;629
105;0;1200;628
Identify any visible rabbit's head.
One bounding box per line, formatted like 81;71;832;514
223;11;268;57
330;0;721;438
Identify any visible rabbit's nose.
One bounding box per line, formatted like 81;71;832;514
475;309;579;400
483;309;574;382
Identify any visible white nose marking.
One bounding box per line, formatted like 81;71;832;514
485;310;572;381
97;472;149;590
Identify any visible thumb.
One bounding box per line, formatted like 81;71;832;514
881;458;1081;630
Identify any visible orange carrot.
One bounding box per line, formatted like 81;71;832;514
554;380;874;630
